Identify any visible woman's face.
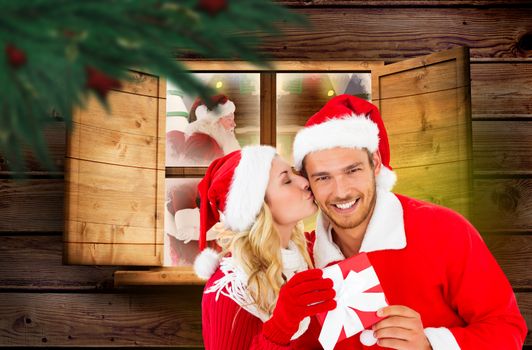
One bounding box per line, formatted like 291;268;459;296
265;156;317;228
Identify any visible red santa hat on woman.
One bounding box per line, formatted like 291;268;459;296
194;145;277;279
190;94;235;122
293;94;397;191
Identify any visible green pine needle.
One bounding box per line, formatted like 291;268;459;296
0;0;308;176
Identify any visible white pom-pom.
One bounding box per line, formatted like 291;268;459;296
194;248;221;280
360;329;378;346
377;166;397;192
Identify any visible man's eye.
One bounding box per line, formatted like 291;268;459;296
316;176;328;182
284;180;292;185
348;168;361;173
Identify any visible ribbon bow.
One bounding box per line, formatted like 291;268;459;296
318;264;387;350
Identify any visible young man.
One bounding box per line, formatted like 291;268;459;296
293;95;527;349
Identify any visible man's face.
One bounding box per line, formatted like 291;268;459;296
304;147;381;230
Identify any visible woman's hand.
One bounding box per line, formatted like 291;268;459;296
263;268;336;344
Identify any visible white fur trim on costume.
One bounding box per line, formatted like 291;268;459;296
293;114;380;171
223;145;277;233
194;248;221;280
424;327;461;350
313;190;406;268
195;100;235;121
204;251;311;339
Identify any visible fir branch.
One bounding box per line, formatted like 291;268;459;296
0;0;308;175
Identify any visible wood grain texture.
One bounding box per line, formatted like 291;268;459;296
484;235;532;290
252;8;532;60
280;1;532;6
64;72;166;265
0;179;64;232
0;235;116;290
473;179;532;233
0;290;204;347
472;120;532;175
0;291;528;346
471;63;532;118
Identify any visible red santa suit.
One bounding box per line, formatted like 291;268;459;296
289;94;527;349
201;243;319;350
167;95;240;166
302;189;528;349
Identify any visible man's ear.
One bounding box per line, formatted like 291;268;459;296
372;150;382;176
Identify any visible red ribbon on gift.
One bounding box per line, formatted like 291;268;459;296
316;252;388;350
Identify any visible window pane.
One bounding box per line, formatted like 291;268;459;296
164;177;207;267
166;73;260;167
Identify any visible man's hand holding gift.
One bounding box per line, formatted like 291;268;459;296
317;253;431;350
372;305;432;350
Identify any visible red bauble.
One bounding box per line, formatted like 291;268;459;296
5;44;26;68
85;66;122;98
198;0;227;15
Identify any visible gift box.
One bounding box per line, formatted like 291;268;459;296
316;252;388;350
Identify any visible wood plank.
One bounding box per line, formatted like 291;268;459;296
280;1;532;6
483;235;532;290
379;87;470;134
182;60;383;71
472;120;532;175
390;124;469;168
0;290;204;346
64;242;162;266
515;292;532;346
395;160;471;219
0;179;64;233
73;91;159;139
374;47;469;99
65;159;162;241
120;71;160;98
254;8;532;60
114;267;204;286
69;122;159;169
471;63;532;118
0;235;116;290
473;179;532;233
0;122;65;175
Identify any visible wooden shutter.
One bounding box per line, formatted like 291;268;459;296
372;47;472;218
64;72;165;265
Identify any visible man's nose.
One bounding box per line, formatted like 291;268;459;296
333;176;350;196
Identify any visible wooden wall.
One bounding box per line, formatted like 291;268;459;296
0;1;530;347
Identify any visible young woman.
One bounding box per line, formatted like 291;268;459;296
195;145;336;349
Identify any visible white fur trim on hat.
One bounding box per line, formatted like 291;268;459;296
293;115;379;171
194;248;221;280
223;145;277;233
195;100;235;121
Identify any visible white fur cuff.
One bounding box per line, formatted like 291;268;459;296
424;327;461;350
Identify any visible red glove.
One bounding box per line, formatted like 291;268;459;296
263;268;336;345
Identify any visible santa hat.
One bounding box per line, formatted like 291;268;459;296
293;94;397;191
191;94;235;122
194;145;277;279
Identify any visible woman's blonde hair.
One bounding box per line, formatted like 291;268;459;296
217;202;314;316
